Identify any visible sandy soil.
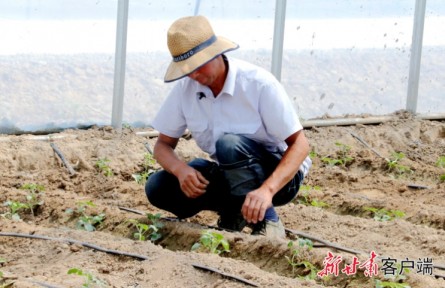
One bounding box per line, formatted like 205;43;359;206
0;112;444;288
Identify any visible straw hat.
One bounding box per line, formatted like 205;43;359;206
164;15;239;82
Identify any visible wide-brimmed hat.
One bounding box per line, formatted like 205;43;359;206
164;15;239;83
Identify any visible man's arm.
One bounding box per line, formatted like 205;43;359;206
241;129;310;223
153;133;208;198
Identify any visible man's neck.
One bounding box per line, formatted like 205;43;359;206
209;56;228;97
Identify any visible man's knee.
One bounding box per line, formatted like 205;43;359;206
215;134;240;153
215;134;254;164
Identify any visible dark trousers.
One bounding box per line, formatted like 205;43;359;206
145;134;303;219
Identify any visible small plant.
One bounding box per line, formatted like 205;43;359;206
2;183;45;220
0;258;13;288
122;122;132;129
363;207;405;222
128;213;164;242
309;150;318;159
334;142;354;165
321;142;354;167
2;200;29;221
128;219;151;241
65;200;105;231
285;239;317;279
0;272;13;288
20;183;45;194
386;152;411;175
437;156;445;182
191;230;230;255
132;153;157;185
436;156;445;168
376;263;411;288
95;158;113;177
67;268;106;287
297;185;328;208
20;183;45;217
375;279;410;288
146;213;164;240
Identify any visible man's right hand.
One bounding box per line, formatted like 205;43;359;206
176;165;209;198
153;133;209;198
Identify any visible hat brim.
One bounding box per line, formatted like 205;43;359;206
164;36;239;83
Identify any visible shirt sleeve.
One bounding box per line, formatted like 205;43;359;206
150;82;187;138
258;77;303;141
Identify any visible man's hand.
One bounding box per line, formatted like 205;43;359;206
176;165;209;198
153;133;209;199
241;130;310;224
241;188;273;224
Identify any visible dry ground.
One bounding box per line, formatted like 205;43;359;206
0;112;444;288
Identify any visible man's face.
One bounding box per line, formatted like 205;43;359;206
188;58;219;86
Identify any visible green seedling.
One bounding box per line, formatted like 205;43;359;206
132;153;157;185
67;268;106;288
0;258;5;280
297;186;328;208
309;150;318;160
95;158;113;177
296;260;318;280
2;183;45;220
128;219;151;241
0;258;13;288
146;213;164;240
335;141;354;164
122;122;132;129
20;183;45;217
436;156;445;168
363;207;405;222
191;230;230;255
437;156;445;182
128;213;164;242
321;142;354;167
386;152;411;175
285;240;317;279
2;200;29;221
0;273;13;288
20;183;45;194
65;200;105;232
375;279;410;288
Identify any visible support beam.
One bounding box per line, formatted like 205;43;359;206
194;0;202;16
271;0;286;81
111;0;129;131
406;0;426;114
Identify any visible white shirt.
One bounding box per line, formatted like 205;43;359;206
152;56;311;176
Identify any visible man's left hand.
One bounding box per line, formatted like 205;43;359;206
241;188;273;224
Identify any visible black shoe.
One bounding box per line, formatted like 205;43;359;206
217;213;247;232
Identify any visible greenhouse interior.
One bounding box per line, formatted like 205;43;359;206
0;1;444;288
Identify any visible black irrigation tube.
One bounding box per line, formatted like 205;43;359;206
0;232;148;261
25;279;64;288
192;263;259;287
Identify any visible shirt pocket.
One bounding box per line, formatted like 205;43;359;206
187;119;213;154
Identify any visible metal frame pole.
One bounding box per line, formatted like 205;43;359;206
271;0;287;81
194;0;202;16
111;0;129;131
406;0;426;114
